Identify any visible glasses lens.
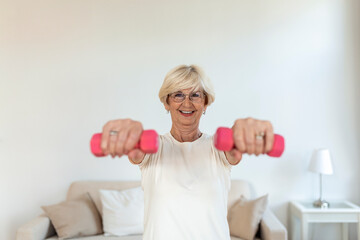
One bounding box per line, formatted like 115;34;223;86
190;92;203;102
173;92;185;102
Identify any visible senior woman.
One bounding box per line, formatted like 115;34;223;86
100;65;274;240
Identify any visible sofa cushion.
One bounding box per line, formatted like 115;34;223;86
100;187;144;236
228;194;268;240
41;193;103;239
67;181;141;215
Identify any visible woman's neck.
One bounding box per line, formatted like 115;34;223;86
170;125;202;142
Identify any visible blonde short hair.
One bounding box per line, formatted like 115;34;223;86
158;64;215;106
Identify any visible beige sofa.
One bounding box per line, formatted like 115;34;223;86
16;180;287;240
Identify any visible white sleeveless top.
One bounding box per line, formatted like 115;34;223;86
137;132;232;240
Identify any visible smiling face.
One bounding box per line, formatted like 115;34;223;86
165;88;207;128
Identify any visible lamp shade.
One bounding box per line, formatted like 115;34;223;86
308;148;333;175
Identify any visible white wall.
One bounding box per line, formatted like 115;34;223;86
1;0;359;239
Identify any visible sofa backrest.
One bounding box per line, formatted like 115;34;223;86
67;179;251;214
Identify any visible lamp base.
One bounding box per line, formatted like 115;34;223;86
313;199;330;208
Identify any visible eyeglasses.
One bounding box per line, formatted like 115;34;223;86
168;91;206;103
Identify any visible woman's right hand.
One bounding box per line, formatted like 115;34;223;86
101;119;145;162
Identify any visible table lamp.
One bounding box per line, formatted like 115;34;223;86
308;148;334;208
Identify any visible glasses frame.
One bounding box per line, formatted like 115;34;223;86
168;91;206;103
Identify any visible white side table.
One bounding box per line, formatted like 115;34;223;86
290;201;360;240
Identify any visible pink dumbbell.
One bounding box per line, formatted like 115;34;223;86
90;130;159;157
214;127;285;157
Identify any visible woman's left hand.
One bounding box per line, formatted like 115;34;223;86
224;117;274;164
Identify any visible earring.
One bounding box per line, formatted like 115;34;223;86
203;110;206;115
166;110;169;114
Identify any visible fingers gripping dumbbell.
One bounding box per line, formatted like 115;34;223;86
90;130;159;157
214;127;285;157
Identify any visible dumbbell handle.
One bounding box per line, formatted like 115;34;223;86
90;130;159;157
214;127;285;157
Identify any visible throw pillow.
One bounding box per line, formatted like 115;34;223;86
99;186;144;236
228;194;268;240
41;192;103;239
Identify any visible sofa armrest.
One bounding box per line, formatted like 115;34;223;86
260;209;287;240
16;214;56;240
